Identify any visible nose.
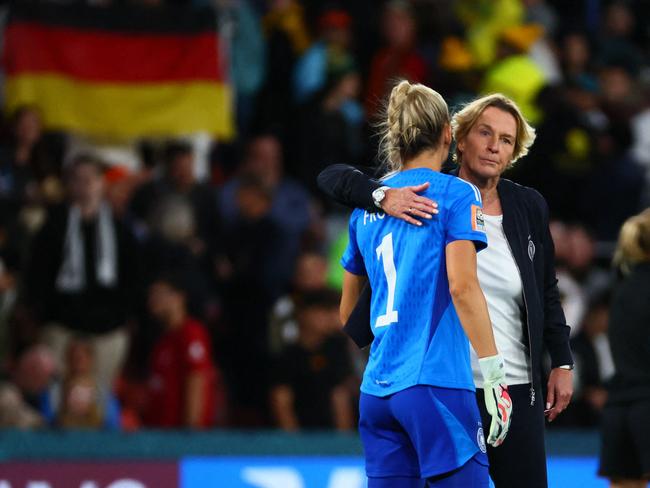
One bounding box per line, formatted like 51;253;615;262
487;135;499;153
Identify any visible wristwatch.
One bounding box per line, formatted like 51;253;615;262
557;364;574;371
372;186;390;209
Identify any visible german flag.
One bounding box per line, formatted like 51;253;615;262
3;2;234;140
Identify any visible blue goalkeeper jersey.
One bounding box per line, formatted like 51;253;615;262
341;168;488;397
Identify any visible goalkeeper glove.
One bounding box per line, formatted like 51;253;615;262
479;354;512;447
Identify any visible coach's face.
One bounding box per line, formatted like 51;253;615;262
457;106;517;180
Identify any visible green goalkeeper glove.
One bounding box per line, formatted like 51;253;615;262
479;354;512;447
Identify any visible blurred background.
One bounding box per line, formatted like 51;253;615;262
0;0;648;486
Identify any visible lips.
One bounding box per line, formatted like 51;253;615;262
480;157;499;165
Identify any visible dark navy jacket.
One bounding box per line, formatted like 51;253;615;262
317;164;573;392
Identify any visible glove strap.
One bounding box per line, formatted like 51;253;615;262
478;354;506;385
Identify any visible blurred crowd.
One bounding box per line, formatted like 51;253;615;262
0;0;648;431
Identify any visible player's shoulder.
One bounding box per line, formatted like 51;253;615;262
349;206;367;225
386;168;456;195
446;175;482;203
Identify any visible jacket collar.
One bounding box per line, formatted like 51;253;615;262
448;167;525;259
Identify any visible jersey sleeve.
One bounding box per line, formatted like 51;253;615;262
445;179;488;251
182;323;213;373
340;211;366;276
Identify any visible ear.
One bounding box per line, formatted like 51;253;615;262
443;124;452;146
457;137;465;153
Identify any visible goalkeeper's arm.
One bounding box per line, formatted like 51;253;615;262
446;240;512;447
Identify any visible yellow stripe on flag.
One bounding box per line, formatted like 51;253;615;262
5;74;234;140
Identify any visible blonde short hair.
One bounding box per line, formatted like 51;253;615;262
451;93;536;166
378;80;450;173
613;208;650;274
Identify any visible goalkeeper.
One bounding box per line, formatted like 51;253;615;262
323;94;573;487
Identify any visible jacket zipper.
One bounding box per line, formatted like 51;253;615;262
504;232;536;406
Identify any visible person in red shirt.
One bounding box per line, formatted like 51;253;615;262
145;274;222;429
365;1;428;118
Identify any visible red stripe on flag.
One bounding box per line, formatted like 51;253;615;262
4;22;225;83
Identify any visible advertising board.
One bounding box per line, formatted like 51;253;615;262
0;462;178;488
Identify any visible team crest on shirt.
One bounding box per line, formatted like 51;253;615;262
477;425;487;453
189;341;205;361
471;205;486;232
528;235;535;261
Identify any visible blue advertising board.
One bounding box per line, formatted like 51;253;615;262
182;457;366;488
181;456;608;488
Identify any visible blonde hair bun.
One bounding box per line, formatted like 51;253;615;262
378;80;450;172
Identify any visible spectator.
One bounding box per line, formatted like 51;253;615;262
262;0;310;65
270;288;354;431
365;0;428;118
141;196;214;319
550;221;588;337
480;24;547;123
219;175;295;425
0;105;62;211
598;63;641;122
129;141;221;262
256;0;310;131
295;54;364;196
597;1;644;81
0;344;57;428
129;142;220;328
145;274;224;429
48;338;121;429
631;86;650;204
565;293;614;427
219;133;312;239
25;155;140;392
217;0;266;135
104;165;141;219
564;225;611;302
222;174;295;300
559;31;596;87
579;121;644;241
524;0;558;37
0;251;20;371
519;82;604;220
269;250;329;354
632;85;650;157
455;0;524;67
293;7;355;103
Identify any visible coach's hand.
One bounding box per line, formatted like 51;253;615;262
381;183;438;226
479;354;513;447
545;368;573;422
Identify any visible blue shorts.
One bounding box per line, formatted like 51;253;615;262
359;385;489;481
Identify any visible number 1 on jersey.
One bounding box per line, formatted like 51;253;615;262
375;233;399;328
